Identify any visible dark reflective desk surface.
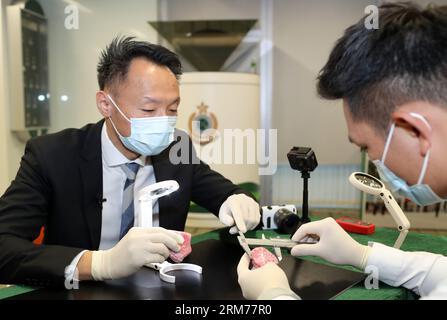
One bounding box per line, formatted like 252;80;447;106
10;237;365;300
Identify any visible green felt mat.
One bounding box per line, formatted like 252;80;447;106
0;285;36;300
3;224;446;300
193;225;447;300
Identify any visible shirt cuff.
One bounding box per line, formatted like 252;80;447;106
64;250;88;283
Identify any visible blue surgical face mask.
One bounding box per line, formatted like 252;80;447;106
107;95;177;156
372;112;445;206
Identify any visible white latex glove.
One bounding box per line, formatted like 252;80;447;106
237;254;299;300
290;217;371;270
91;227;184;281
219;194;260;234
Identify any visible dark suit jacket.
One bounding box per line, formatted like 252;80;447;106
0;120;250;287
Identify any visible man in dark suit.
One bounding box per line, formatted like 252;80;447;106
0;36;260;287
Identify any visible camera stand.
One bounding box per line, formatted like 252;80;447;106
287;147;318;226
301;171;311;224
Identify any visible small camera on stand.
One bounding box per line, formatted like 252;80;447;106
259;147;318;234
261;204;301;234
287;146;318;224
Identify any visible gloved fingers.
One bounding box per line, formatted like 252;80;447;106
145;253;167;265
229;226;239;234
290;243;322;257
246;199;261;230
146;242;171;259
236;196;254;229
262;262;285;276
300;235;319;243
219;203;235;227
229;197;259;233
146;227;184;244
259;263;292;293
291;218;329;242
229;200;248;233
145;233;181;252
237;253;251;277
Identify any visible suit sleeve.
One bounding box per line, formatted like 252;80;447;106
188;137;256;216
0;140;83;287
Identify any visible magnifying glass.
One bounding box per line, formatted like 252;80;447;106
137;180;180;228
349;172;411;249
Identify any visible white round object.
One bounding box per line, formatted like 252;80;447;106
349;172;384;196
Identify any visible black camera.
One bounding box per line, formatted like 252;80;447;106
287;147;318;172
287;146;318;224
261;205;301;234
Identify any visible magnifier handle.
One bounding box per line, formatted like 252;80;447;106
380;190;411;230
147;262;162;270
138;199;153;228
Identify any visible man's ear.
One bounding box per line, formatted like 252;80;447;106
96;91;112;118
391;110;431;157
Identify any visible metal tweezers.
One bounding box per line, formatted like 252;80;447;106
147;261;202;284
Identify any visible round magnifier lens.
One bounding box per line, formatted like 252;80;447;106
150;187;172;197
354;173;383;189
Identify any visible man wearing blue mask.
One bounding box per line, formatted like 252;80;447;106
0;37;260;286
237;2;447;300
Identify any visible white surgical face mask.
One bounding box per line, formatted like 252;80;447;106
107;94;177;156
372;112;445;206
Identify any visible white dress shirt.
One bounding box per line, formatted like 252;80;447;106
67;122;160;280
100;122;159;249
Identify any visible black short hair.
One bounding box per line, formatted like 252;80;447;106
97;36;182;92
317;2;447;133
